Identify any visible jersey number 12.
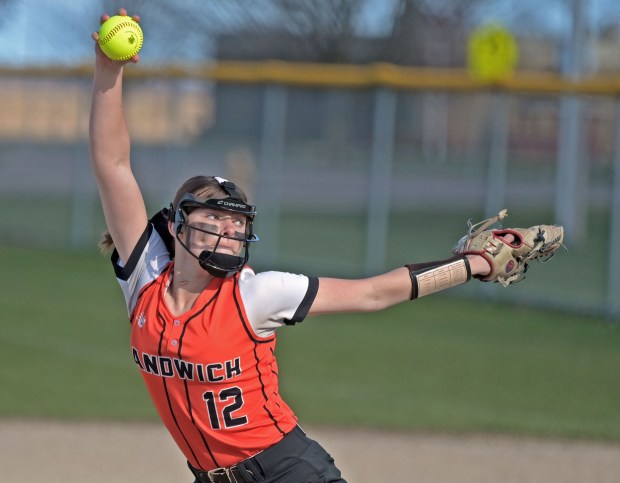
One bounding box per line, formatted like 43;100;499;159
203;387;248;430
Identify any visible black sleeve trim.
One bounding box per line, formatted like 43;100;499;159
150;207;175;256
285;276;319;325
111;224;152;281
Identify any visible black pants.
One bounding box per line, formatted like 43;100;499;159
190;426;346;483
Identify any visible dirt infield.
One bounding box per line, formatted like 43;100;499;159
2;420;619;483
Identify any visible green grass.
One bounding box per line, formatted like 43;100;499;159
0;247;155;419
1;246;619;442
278;300;620;440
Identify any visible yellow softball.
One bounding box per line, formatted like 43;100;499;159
98;15;143;61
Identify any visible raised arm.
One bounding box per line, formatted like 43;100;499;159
89;10;147;262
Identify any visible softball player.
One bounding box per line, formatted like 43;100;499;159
90;10;498;483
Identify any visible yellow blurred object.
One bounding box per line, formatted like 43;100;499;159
468;23;519;82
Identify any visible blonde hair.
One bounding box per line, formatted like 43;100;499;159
98;176;249;253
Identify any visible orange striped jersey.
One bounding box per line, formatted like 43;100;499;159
111;224;318;470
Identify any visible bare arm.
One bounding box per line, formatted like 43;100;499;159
308;254;491;315
89;10;147;262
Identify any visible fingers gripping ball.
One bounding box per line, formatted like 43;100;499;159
98;15;143;61
452;209;565;287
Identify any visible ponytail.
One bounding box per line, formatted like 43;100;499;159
99;231;115;253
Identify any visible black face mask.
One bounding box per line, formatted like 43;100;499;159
170;180;259;278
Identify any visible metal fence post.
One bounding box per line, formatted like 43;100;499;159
485;92;509;217
555;0;588;244
365;88;396;275
607;98;620;320
256;84;288;267
69;143;93;249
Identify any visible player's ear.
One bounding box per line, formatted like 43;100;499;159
168;221;177;236
164;204;180;236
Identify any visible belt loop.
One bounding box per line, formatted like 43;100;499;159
224;467;238;483
237;459;263;482
207;468;228;483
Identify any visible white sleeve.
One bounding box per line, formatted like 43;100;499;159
238;269;319;338
112;224;171;315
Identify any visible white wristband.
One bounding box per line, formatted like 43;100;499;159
407;257;471;299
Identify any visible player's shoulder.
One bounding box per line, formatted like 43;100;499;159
237;267;315;332
238;267;310;296
239;266;305;283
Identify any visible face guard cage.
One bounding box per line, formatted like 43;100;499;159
171;180;259;278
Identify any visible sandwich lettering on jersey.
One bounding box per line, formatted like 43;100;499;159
132;347;242;383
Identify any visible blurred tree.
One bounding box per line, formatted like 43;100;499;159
385;0;487;67
265;0;364;62
212;0;367;63
209;0;491;66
